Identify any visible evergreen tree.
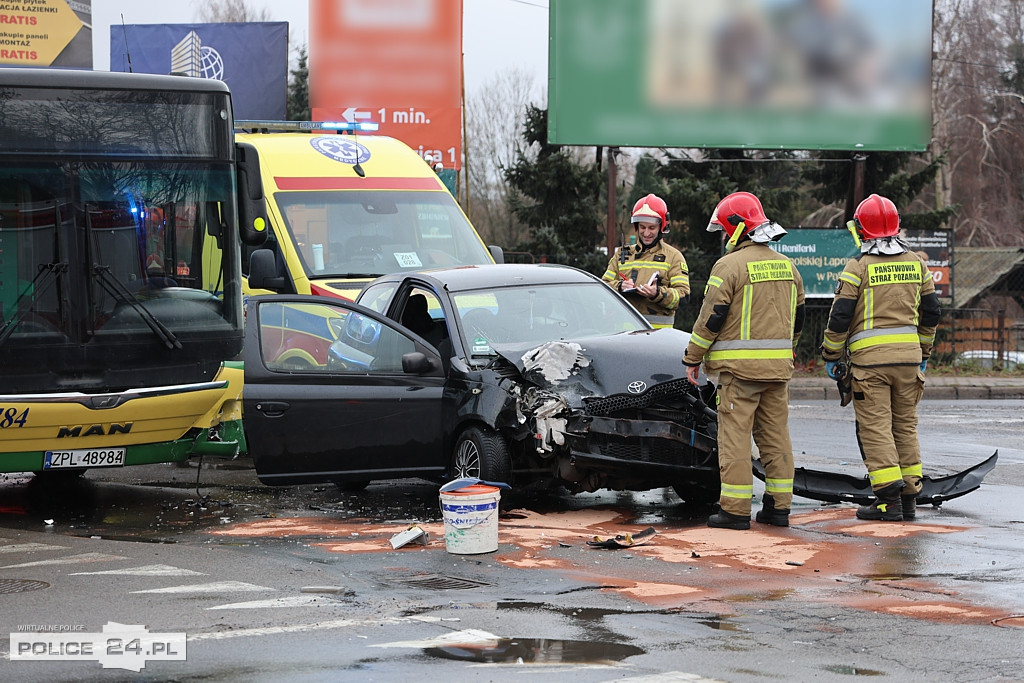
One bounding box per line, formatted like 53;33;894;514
801;152;956;230
287;45;310;122
503;106;606;274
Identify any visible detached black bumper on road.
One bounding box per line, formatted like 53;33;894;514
754;451;999;505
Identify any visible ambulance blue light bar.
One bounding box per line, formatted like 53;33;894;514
235;120;379;133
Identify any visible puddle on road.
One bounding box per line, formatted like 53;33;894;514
822;664;886;676
857;573;919;581
405;599;744;635
424;637;644;664
725;588;794;603
0;474;247;542
698;618;743;631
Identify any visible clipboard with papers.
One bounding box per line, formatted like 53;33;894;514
621;271;660;294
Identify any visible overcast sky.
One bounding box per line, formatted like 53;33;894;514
90;0;549;95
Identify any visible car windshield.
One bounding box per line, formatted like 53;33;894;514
452;281;648;356
273;190;493;278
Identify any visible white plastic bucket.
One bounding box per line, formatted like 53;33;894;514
439;484;500;554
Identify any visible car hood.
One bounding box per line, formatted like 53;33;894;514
491;328;691;404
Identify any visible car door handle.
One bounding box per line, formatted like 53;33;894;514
255;401;290;417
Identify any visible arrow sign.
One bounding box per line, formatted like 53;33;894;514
342;107;372;122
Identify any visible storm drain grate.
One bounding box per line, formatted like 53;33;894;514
0;579;49;594
393;574;490;590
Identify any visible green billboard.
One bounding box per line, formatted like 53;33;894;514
769;229;860;298
549;0;933;151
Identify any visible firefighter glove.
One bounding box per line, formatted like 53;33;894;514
919;359;928;373
826;360;840;380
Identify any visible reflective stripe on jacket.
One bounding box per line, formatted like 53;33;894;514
683;240;806;382
822;251;940;367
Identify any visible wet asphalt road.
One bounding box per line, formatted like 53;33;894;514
0;399;1021;681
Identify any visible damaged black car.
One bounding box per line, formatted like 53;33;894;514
242;264;723;502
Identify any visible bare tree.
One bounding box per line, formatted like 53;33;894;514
193;0;271;22
464;67;543;252
932;0;1024;247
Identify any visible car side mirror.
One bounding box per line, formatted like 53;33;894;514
489;245;504;264
248;248;287;292
402;351;437;374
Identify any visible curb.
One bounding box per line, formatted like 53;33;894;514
789;384;1024;401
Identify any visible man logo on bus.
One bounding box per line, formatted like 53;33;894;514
310;137;371;165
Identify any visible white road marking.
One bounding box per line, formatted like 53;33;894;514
608;674;729;682
0;552;125;569
0;542;66;554
369;628;501;649
71;564;204;576
206;595;343;610
131;580;271;594
186;615;450;642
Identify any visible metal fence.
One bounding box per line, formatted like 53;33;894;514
931;307;1023;368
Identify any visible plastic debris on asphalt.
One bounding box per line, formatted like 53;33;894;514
587;526;657;549
390;525;430;549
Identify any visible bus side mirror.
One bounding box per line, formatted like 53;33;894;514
236;142;268;247
248;248;287;292
489;245;504;264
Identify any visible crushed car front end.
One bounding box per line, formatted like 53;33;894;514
488;333;721;497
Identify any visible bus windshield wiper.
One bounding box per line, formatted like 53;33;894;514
0;262;67;346
91;265;182;349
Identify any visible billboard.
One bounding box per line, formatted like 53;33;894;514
109;23;288;120
0;0;90;68
549;0;932;150
903;228;952;300
768;229;859;298
309;0;463;169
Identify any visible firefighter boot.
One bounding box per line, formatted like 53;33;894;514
755;493;790;527
708;510;751;530
901;494;918;521
856;482;904;521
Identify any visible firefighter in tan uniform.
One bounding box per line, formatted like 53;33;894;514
683;192;805;530
602;194;690;328
822;194;941;521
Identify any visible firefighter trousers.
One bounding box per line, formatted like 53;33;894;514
851;364;925;495
716;372;795;516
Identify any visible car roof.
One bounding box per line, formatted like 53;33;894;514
375;264;602;294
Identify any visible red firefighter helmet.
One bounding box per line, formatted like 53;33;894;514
707;191;769;238
631;194;670;233
853;194;900;240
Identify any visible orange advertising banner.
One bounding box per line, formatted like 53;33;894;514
310;0;463;169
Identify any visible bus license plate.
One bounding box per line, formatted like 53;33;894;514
43;448;126;469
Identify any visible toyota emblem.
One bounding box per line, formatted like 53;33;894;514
627;381;647;394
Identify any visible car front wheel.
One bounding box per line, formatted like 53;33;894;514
451;425;511;484
672;472;721;505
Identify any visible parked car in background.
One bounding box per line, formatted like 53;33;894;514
954;350;1023;370
242;264;722;503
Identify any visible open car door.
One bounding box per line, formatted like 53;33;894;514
243;295;446;486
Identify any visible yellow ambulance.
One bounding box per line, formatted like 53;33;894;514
238;121;501;302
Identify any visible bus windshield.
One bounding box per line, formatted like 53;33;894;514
273;190;493;279
0;77;243;393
